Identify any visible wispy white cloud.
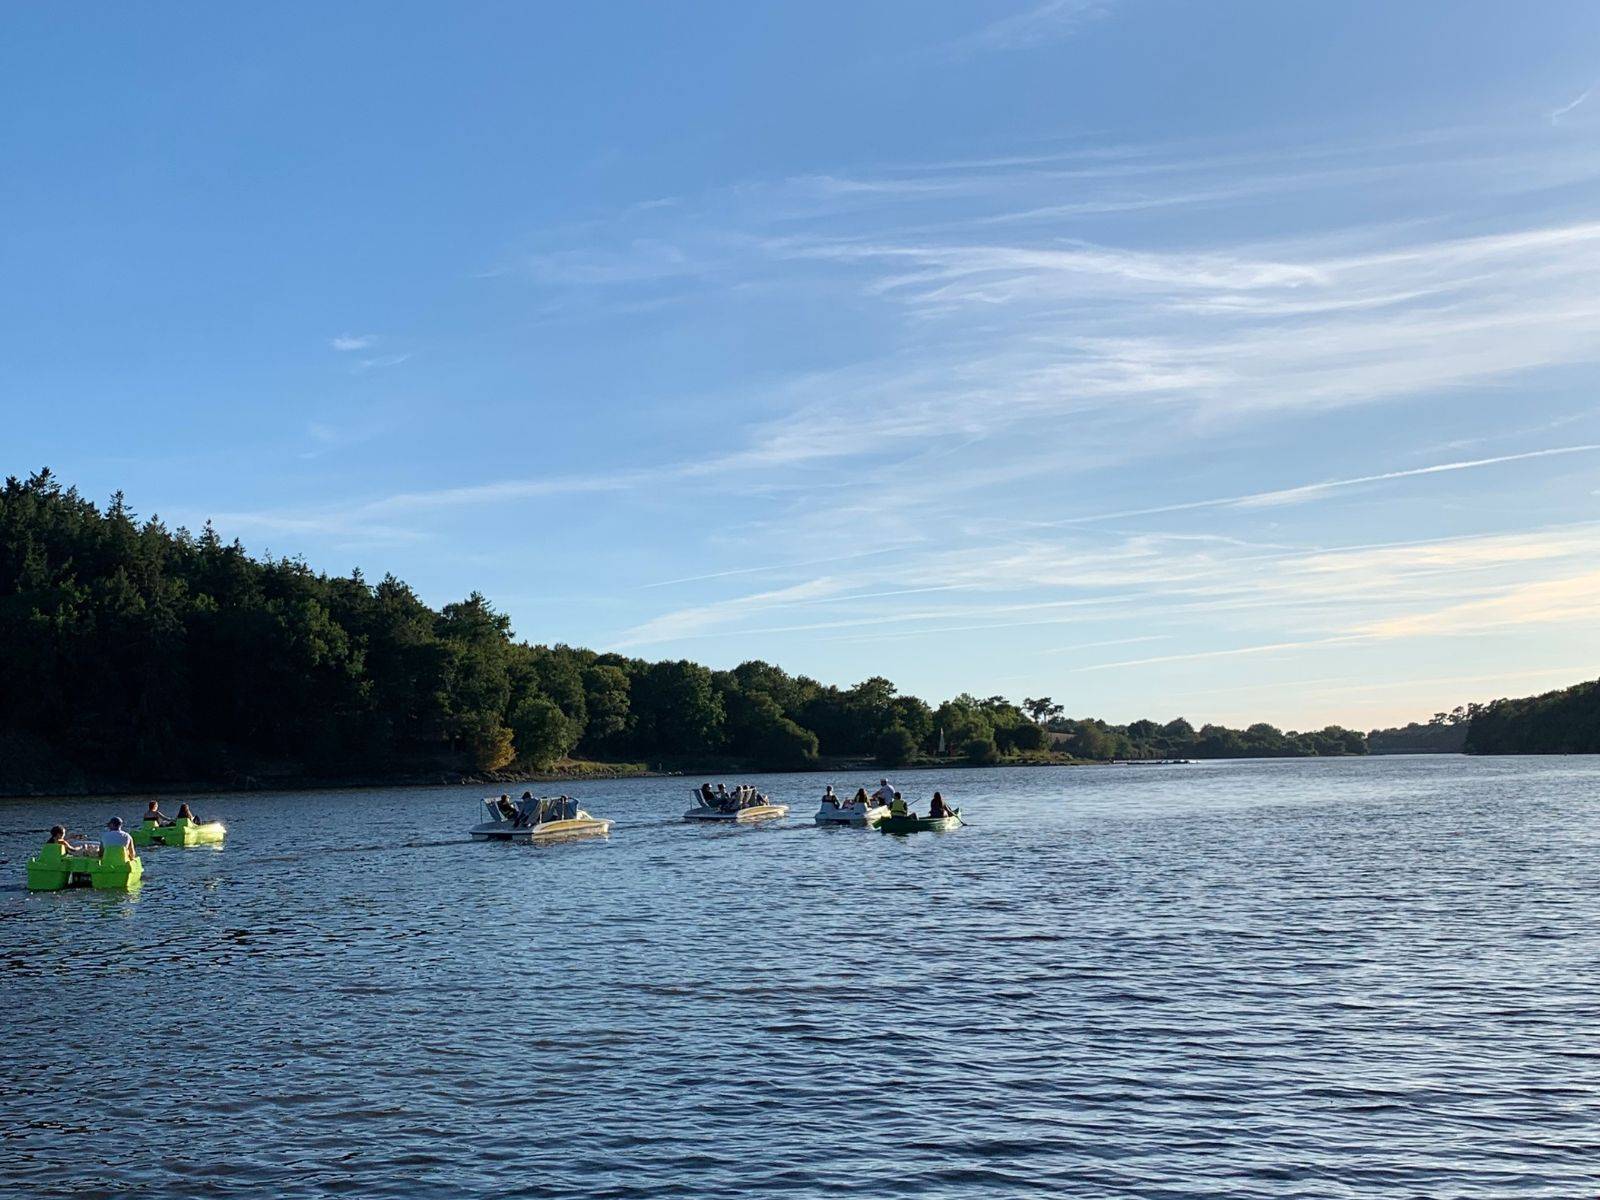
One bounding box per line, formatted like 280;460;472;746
1358;568;1600;639
330;333;378;351
352;352;413;373
949;0;1108;55
1550;84;1594;125
610;577;847;648
640;545;917;588
1044;444;1600;524
1077;634;1367;672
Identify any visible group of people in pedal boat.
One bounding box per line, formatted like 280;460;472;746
696;782;774;812
41;801;212;858
819;778;954;819
493;791;581;827
45;815;139;859
140;800;206;827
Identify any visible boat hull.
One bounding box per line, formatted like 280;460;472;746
470;817;612;842
27;845;143;892
878;810;962;835
815;804;889;827
133;818;225;847
683;804;789;823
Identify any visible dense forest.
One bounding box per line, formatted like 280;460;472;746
1464;679;1600;754
1367;707;1474;754
2;471;1372;792
1041;713;1367;760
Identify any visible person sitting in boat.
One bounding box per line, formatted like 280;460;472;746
873;778;896;806
495;794;517;822
699;782;716;806
852;787;871;808
928;791;952;819
46;825;92;854
821;785;840;808
101;817;138;861
175;803;200;823
144;800;173;826
889;792;908;817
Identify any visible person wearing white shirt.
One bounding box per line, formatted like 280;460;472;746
872;779;895;805
100;817;137;860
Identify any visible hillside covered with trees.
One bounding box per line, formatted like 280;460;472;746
1367;706;1475;754
2;472;1369;792
1464;679;1600;754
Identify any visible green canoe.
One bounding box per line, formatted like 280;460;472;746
27;842;143;892
132;816;226;847
878;809;962;834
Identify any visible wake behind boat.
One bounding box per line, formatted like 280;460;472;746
471;793;612;842
685;783;788;823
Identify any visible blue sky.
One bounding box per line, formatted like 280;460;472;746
5;1;1600;729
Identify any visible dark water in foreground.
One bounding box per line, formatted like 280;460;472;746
3;756;1600;1198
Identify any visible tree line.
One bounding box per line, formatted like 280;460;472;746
0;471;1370;790
1462;680;1600;754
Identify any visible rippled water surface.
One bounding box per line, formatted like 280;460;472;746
5;756;1600;1197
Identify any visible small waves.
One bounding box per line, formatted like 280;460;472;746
3;757;1600;1196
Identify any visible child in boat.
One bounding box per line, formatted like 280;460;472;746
928;792;951;819
144;800;173;826
45;825;92;854
889;793;908;817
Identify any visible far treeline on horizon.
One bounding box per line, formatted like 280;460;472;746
1;472;1596;794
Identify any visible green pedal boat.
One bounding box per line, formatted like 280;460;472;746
878;809;962;834
132;816;226;847
27;843;143;892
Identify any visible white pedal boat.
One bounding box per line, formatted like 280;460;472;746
814;795;889;827
471;796;612;842
684;787;788;823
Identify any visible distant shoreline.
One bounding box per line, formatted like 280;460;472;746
10;752;1528;803
0;753;1106;801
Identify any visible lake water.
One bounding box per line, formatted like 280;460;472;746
3;756;1599;1198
